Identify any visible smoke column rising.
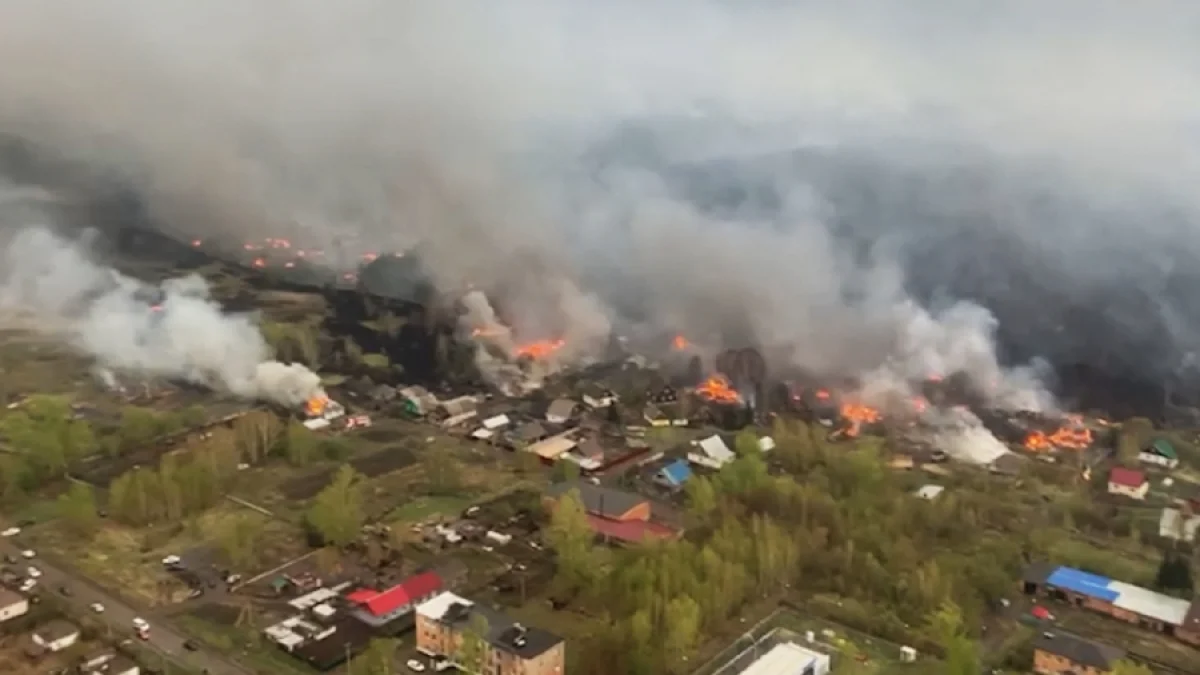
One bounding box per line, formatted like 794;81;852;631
0;211;324;406
0;1;1198;405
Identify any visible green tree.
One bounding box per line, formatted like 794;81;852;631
663;595;702;662
282;421;319;466
1154;550;1194;594
924;601;978;675
456;614;489;675
354;637;397;675
306;465;365;547
118;406;163;450
734;429;760;456
57;482;98;537
551;459;581;483
178;404;207;428
684;476;718;522
217;514;263;569
0;395;95;477
546;489;594;591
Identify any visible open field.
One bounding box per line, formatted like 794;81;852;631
25;503;307;607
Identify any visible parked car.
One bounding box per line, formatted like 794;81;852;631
18;579;36;592
20;549;35;559
1;527;21;537
25;566;40;579
162;555;181;567
406;660;426;673
90;602;105;613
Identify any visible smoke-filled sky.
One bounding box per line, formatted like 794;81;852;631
1;0;1199;401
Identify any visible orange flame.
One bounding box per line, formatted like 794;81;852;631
305;395;329;417
911;397;929;414
471;327;508;338
695;375;740;404
252;258;267;268
840;401;882;438
672;335;690;350
516;339;566;360
1023;415;1092;452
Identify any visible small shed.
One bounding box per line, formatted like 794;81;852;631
656;459;693;489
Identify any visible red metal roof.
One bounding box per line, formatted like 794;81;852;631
1108;467;1146;488
585;514;677;543
348;571;443;617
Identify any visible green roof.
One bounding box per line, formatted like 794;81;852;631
1149;438;1178;460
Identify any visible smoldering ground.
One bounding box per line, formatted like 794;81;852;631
1;0;1199;408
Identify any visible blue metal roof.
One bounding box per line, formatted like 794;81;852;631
659;459;693;486
1045;567;1119;602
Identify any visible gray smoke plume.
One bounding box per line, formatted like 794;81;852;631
1;1;1198;407
0;216;325;407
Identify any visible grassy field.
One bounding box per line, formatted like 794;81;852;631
25;503;306;606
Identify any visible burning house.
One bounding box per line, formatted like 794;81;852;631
303;392;346;430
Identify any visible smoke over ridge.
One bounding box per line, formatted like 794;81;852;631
0;202;323;406
1;0;1198;405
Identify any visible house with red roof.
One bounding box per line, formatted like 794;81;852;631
1107;467;1149;501
544;482;680;546
346;571;443;627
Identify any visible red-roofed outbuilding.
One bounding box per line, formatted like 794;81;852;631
1107;467;1149;501
347;571;443;626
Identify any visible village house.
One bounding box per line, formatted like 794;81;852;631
1139;439;1180;469
32;620;80;653
1033;631;1125;674
1180;600;1200;646
509;422;550;448
398;386;439;416
79;649;116;672
688;435;735;469
655;459;693;490
642;403;688;428
544;399;578;425
1023;564;1193;637
0;588;29;622
1158;507;1200;543
581;385;618;409
526;434;579;462
437;396;479;428
544;482;678;545
915;485;945;500
566;439;606;471
415;592;565;675
471;413;512;442
1107;467;1149;500
346;571;444;627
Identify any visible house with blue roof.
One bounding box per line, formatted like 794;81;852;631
655;459;693;489
1023;563;1194;636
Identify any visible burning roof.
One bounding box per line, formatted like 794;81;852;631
1023;415;1093;452
695;374;740;404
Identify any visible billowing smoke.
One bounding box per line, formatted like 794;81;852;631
1;1;1197;406
925;407;1012;466
0;218;324;407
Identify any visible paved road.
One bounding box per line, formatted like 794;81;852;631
0;536;251;675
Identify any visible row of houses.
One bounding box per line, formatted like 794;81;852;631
0;589;138;674
263;568;566;673
1023;563;1200;647
415;591;564;675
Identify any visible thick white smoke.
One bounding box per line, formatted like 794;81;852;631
1;1;1196;404
0;219;324;407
